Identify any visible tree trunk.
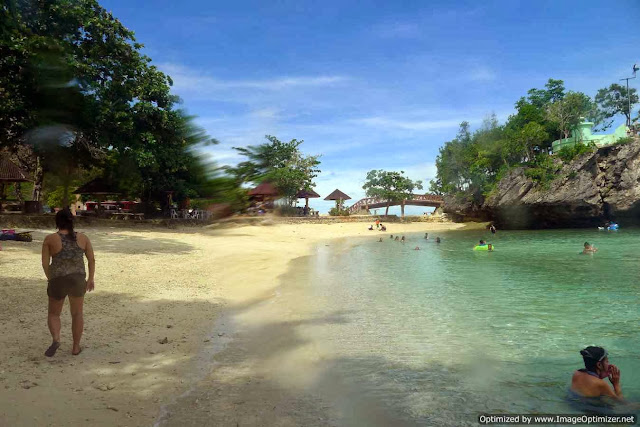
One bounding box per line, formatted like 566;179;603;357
31;156;44;201
14;182;23;203
385;203;389;216
401;200;405;219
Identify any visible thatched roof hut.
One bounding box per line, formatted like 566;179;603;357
324;189;351;201
0;157;30;182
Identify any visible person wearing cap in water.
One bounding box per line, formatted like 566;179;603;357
570;346;623;400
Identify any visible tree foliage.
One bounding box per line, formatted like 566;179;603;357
1;0;223;209
362;169;423;217
595;83;639;129
228;135;321;206
430;78;615;204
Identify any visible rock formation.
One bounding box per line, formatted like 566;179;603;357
444;139;640;229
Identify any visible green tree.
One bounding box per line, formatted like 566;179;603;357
1;0;221;209
545;92;594;139
229;135;321;206
363;170;423;218
595;83;639;128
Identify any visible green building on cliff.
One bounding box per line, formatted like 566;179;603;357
551;120;629;153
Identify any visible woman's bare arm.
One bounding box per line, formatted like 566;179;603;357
84;235;95;292
41;236;51;279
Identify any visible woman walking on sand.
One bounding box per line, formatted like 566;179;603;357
41;208;95;356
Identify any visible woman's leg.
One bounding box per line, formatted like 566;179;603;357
68;296;84;354
47;297;64;343
45;297;64;356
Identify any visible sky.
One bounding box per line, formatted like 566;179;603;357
102;0;640;214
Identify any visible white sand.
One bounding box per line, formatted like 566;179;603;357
0;221;464;426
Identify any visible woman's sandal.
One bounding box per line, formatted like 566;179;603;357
45;342;60;357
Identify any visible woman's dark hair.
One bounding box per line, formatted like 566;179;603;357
580;346;607;371
584;242;590;247
55;208;76;240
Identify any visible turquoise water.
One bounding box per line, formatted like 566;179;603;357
296;229;640;425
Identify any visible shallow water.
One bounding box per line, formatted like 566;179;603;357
288;228;640;425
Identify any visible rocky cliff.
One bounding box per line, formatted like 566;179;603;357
444;138;640;229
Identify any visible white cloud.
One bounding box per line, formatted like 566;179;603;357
160;63;349;93
352;116;469;131
375;22;422;39
468;66;496;82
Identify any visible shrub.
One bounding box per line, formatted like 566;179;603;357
328;207;349;216
524;154;561;189
274;205;299;216
614;136;633;146
557;142;595;163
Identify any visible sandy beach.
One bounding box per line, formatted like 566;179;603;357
0;220;464;426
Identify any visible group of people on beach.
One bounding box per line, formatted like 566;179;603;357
368;219;386;231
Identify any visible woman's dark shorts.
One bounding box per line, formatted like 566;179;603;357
47;274;87;300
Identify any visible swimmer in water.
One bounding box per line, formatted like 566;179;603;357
378;238;383;242
390;234;394;239
435;237;441;243
583;242;597;254
401;236;405;243
489;224;496;234
395;236;399;241
424;233;429;240
414;246;420;250
570;346;623;400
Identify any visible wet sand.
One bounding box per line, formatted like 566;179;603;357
0;221;463;426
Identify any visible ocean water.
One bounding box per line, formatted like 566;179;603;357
287;228;640;425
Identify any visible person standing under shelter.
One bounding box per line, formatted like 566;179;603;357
41;209;96;356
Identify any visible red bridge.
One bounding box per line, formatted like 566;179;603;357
348;194;444;214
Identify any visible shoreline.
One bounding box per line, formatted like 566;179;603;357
0;221;465;426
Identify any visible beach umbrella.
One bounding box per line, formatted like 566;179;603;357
296;188;320;210
324;189;351;212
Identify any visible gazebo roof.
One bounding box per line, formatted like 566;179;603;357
324;189;351;201
248;182;279;196
0;157;30;182
74;177;121;195
296;189;320;199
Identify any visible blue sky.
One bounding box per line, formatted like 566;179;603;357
103;0;640;214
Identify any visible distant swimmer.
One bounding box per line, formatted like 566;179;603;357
401;236;405;243
390;234;394;239
583;242;598;254
414;246;420;250
474;240;494;251
570;346;623;400
489;224;497;234
435;237;441;243
424;233;429;240
395;236;399;241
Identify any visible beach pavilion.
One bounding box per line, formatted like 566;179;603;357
0;156;31;213
248;182;279;210
74;177;121;215
296;188;320;214
324;189;351;213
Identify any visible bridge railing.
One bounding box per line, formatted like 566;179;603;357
347;194;443;214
